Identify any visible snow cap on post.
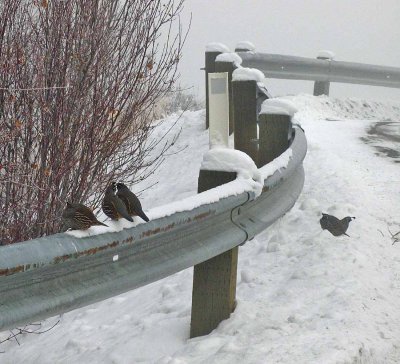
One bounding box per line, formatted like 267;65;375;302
232;67;265;82
200;147;263;196
317;50;335;60
206;42;230;53
216;53;242;67
260;98;298;117
235;41;256;52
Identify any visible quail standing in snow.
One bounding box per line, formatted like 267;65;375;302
320;213;355;237
116;182;150;222
102;182;134;222
62;202;108;230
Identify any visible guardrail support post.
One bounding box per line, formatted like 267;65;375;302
313;53;334;96
215;61;236;134
190;169;238;338
313;78;330;96
232;80;258;164
205;51;223;129
258;113;291;166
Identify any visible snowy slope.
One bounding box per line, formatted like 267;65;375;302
1;95;400;364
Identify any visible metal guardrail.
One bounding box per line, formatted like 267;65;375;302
0;127;306;332
238;52;400;88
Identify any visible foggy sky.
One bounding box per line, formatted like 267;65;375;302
178;0;400;101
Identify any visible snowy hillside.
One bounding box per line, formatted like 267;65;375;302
1;94;400;364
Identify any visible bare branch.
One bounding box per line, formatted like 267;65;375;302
0;0;189;244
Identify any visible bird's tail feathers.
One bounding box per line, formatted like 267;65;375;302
139;210;150;222
95;221;108;227
121;211;134;222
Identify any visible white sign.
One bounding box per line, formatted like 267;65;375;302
208;73;229;149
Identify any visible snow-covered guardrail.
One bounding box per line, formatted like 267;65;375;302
1;42;308;336
0;127;306;332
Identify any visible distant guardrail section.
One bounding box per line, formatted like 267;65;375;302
238;52;400;89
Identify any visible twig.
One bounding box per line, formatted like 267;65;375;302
388;227;400;245
0;86;72;91
134;181;159;196
163;145;188;157
0;319;61;353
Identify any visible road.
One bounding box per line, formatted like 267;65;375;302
362;121;400;162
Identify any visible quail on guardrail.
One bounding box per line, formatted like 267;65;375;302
102;182;134;222
320;213;355;237
116;182;150;222
62;202;108;230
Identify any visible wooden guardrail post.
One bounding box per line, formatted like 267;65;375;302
258;112;291;166
232;78;258;164
190;170;238;338
313;51;334;96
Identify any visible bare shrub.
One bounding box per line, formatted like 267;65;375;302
0;0;188;244
159;86;204;118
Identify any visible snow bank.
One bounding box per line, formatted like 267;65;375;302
215;52;242;67
232;67;265;82
285;93;400;121
206;42;230;53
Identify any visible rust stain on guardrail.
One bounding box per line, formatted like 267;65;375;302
53;240;120;264
0;265;25;276
141;223;175;238
0;209;220;278
0;211;216;277
0;241;122;277
192;211;213;221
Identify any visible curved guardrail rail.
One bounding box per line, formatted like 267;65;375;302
238;52;400;88
0;127;306;332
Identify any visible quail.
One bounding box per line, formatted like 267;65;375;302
62;202;108;230
102;182;134;222
116;182;150;222
320;213;355;237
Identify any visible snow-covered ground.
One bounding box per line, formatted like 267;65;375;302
1;94;400;363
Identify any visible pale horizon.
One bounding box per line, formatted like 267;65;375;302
179;0;400;101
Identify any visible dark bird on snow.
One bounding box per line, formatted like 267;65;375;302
320;213;355;237
102;182;134;222
116;182;150;222
62;202;108;230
